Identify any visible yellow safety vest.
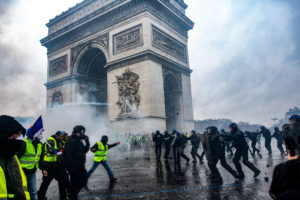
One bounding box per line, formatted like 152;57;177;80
44;137;58;162
19;138;42;170
0;155;31;200
94;142;108;162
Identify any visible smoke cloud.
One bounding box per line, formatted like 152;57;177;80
186;0;300;125
0;0;299;127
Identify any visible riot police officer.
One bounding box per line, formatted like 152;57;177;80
188;130;202;163
163;131;174;160
153;130;164;160
225;123;260;179
272;127;285;155
260;126;272;155
282;115;300;157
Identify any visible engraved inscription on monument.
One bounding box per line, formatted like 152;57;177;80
115;69;141;117
49;55;67;77
113;25;143;54
152;25;187;61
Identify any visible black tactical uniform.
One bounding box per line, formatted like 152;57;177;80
221;129;233;156
62;126;90;200
225;123;260;179
163;131;174;160
173;133;190;165
272;127;285;155
282;115;300;157
153;130;164;160
188;130;202;163
260;126;272;154
245;131;261;157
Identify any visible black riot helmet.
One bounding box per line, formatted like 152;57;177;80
274;127;279;131
72;125;86;135
155;130;160;134
191;130;196;135
101;135;108;143
229;123;238;132
289;115;300;123
207;126;218;134
164;131;169;136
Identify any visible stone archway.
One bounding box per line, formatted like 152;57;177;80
75;47;108;116
164;72;182;132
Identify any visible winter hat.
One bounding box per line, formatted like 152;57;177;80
0;115;26;139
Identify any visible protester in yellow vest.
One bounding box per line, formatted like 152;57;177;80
38;131;69;200
18;116;44;200
86;135;120;187
0;115;31;200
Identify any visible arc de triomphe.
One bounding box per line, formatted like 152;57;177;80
41;0;194;134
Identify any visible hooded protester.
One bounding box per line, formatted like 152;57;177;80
17;116;44;200
269;115;300;200
0;115;30;200
87;135;120;186
62;125;90;200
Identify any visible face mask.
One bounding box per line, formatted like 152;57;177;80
0;139;24;158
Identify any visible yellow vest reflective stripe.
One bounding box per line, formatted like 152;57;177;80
19;138;42;170
94;142;108;162
44;137;58;162
0;155;30;200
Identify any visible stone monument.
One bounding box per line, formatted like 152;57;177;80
41;0;194;134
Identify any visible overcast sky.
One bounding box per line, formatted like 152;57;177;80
0;0;299;126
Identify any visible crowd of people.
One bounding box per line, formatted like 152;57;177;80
0;114;299;200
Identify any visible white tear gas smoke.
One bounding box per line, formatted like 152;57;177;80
44;104;108;144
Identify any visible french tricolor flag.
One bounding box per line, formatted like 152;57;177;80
26;116;44;140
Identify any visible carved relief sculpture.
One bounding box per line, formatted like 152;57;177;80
51;91;63;107
115;69;141;117
49;55;67;77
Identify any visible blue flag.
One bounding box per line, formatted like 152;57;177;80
26;116;44;140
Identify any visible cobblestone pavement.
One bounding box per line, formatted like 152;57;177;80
39;140;285;200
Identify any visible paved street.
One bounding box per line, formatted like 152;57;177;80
40;140;285;200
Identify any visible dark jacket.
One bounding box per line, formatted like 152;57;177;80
153;133;164;145
62;135;90;168
225;129;248;150
283;123;300;156
188;134;201;147
163;134;174;146
209;133;223;157
261;129;272;141
272;130;283;144
173;134;188;148
269;158;300;199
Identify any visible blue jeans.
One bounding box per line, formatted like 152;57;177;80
26;172;38;200
87;161;114;180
